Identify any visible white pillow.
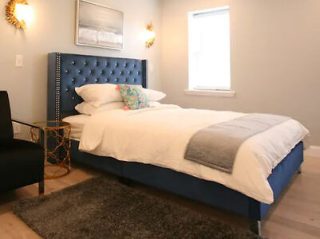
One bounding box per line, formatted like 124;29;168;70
143;88;166;101
148;101;161;107
75;102;125;115
75;83;166;106
75;83;122;107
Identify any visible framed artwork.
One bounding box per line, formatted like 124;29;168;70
75;0;124;50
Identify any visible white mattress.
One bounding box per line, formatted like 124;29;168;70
78;104;309;203
63;114;90;140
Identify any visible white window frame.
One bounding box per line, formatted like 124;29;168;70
186;6;235;97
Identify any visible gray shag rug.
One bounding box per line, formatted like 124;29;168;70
13;176;258;239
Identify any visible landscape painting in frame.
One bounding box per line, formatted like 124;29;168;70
76;0;124;50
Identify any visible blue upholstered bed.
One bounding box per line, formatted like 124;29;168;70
48;52;303;235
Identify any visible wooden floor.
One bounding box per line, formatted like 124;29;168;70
0;155;319;239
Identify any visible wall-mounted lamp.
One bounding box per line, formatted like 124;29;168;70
144;23;156;48
5;0;34;29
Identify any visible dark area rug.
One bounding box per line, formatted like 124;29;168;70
13;176;258;239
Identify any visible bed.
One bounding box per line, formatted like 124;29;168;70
48;52;306;235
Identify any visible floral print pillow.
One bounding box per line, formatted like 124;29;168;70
118;85;149;110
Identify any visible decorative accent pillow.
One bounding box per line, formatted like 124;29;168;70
118;85;149;110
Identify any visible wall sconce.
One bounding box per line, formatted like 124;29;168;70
5;0;34;29
144;23;156;48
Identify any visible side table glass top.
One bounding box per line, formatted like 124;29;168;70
33;121;70;130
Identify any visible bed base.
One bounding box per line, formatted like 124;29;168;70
71;140;303;235
48;52;304;236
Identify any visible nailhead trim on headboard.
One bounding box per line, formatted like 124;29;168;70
55;53;61;121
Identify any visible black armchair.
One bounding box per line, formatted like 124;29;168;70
0;91;44;194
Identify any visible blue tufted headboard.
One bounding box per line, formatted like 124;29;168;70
48;53;147;120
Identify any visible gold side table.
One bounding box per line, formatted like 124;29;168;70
31;121;71;179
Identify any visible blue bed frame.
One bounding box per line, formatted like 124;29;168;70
48;52;303;235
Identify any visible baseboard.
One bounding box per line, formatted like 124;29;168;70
304;145;320;158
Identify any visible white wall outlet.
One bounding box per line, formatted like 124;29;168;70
16;55;24;67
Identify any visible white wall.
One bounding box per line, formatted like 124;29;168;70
160;0;320;145
1;0;320;145
0;0;161;122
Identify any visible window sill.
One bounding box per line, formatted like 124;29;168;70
184;89;236;97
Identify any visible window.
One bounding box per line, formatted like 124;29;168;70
188;7;231;92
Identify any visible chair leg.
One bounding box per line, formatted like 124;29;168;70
38;180;45;195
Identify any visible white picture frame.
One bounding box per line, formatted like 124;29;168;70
75;0;124;50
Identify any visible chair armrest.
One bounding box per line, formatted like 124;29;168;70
12;119;40;129
12;119;42;144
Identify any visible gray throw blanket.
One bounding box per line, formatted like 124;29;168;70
184;114;290;174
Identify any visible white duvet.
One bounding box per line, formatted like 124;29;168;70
79;104;309;203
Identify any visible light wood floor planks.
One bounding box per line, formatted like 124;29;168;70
0;155;319;239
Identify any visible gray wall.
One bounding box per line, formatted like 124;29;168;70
160;0;320;145
0;0;161;122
